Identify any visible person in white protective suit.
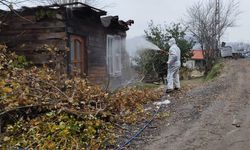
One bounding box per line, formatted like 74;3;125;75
166;38;181;93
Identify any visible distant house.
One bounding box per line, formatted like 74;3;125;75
0;2;134;89
191;49;205;69
185;49;205;70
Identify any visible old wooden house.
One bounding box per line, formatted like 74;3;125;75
0;2;134;88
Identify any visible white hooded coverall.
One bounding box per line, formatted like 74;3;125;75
167;38;181;90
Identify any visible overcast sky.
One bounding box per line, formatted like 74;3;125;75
105;0;250;43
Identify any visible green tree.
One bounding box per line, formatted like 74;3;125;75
186;0;239;74
135;21;193;83
166;23;193;63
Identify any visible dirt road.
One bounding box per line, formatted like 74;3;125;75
141;59;250;150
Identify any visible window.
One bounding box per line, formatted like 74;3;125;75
70;35;87;75
107;35;122;76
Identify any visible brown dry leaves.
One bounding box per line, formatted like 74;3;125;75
0;45;163;149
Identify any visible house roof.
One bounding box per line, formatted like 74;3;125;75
192;50;204;60
0;2;133;31
101;16;134;31
0;2;134;29
0;2;107;16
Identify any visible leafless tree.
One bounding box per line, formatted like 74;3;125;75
0;0;108;9
0;0;110;26
47;0;109;8
0;0;47;10
48;0;97;5
186;0;240;73
0;0;48;24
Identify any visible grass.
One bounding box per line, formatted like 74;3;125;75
134;83;161;90
204;62;224;81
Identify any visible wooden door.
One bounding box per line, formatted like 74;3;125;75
70;35;87;75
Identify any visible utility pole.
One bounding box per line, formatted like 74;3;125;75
214;0;220;56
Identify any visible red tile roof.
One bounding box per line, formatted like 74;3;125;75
192;50;204;60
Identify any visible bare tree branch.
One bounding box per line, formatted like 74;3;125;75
186;0;240;72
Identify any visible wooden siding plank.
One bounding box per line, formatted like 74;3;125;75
4;21;66;30
6;15;36;23
0;32;67;42
15;43;67;52
0;27;65;35
38;32;67;40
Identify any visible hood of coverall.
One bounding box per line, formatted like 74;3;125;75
168;38;176;47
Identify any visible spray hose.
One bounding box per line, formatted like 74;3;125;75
115;104;163;150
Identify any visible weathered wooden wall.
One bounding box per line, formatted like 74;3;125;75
0;9;68;69
68;16;129;87
0;7;130;88
67;13;108;84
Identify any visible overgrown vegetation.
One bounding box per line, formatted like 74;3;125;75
134;22;193;83
186;0;240;73
0;45;163;149
204;62;223;81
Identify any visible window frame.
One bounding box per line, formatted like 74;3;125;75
70;35;87;75
106;35;122;77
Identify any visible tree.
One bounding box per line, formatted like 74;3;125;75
0;0;46;9
186;0;240;73
0;0;108;10
0;0;109;29
165;23;194;63
47;0;104;7
0;0;48;24
134;21;193;83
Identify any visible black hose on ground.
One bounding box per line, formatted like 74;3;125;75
115;104;163;150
